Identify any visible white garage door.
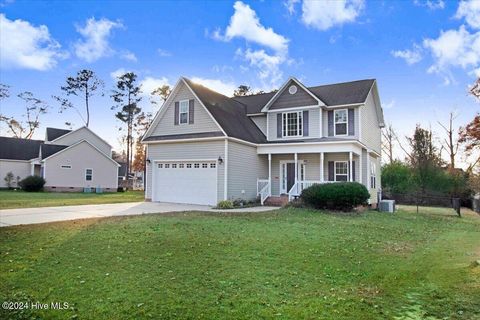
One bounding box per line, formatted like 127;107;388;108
153;161;217;205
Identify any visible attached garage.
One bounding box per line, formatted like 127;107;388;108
152;160;218;205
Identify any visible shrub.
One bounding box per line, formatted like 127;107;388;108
301;182;370;211
19;175;46;192
216;200;234;209
4;171;14;188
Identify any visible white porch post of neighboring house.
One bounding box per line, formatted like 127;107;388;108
320;152;324;182
268;153;272;194
349;151;353;182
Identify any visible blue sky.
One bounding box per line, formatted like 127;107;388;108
0;0;479;165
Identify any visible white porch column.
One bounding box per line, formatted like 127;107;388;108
359;152;363;185
349;151;353;182
320;152;324;182
268;153;272;184
294;153;298;184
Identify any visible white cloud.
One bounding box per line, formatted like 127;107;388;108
0;14;67;70
213;1;289;87
301;0;365;31
414;0;445;11
423;26;480;77
121;51;137;62
383;99;396;109
391;44;423;65
218;1;289;53
74;17;123;62
110;68;130;80
139;76;170;96
190;77;237;97
157;48;172;57
284;0;300;15
455;0;480;29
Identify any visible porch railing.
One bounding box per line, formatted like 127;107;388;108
257;179;271;205
288;180;337;201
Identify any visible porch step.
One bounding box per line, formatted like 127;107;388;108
264;195;289;207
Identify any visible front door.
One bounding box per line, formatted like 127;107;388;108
286;163;296;193
280;161;305;194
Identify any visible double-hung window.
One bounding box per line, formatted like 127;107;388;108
179;100;189;124
370;162;376;189
85;169;93;181
335;161;348;181
282;111;303;137
334;109;348;136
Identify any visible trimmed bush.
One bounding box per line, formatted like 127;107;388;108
216;200;234;209
301;182;370;211
19;175;46;192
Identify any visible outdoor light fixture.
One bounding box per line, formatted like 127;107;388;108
218;156;223;164
146;159;151;164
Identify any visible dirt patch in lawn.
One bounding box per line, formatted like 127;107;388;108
382;241;414;255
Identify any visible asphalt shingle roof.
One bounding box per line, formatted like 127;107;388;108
184;78;267;143
45;127;71;141
40;144;68;159
0;137;43;160
232;79;375;114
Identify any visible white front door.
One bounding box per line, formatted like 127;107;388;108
153;161;217;205
280;161;305;194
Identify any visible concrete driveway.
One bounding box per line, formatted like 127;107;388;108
0;202;278;227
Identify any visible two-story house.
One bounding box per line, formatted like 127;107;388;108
0;126;120;191
142;77;384;206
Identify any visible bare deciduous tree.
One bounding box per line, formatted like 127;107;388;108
0;91;49;139
437;112;460;169
382;124;396;164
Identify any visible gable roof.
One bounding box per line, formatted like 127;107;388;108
40;144;68;159
49;126;113;148
183;78;267;143
0;137;43;160
308;79;375;106
45;127;71;141
42;140;120;166
233;79;376;114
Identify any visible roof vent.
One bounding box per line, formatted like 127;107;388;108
288;85;297;95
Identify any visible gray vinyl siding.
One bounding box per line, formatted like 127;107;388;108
227;141;267;201
145;140;225;201
361;149;368;186
321;108;359;138
150;82;221;136
0;160;30;188
250;115;267;136
360;92;382;154
267;108;321;141
43;141;118;189
270;80;317;110
50;127;112;156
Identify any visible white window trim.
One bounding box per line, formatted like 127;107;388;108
370;162;377;189
334;109;348;137
334;161;348;182
85;168;93;181
282;111;303;138
179;99;189;125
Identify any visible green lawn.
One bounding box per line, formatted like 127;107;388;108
1;206;479;319
0;190;144;209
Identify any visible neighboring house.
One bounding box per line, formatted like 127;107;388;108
142;77;384;206
0;127;119;191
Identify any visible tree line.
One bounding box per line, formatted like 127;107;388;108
381;79;480;205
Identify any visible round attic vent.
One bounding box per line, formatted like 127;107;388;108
288;85;297;95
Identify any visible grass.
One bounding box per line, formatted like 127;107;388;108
0;206;479;319
0;190;144;209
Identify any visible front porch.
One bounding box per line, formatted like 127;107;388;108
257;151;364;205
